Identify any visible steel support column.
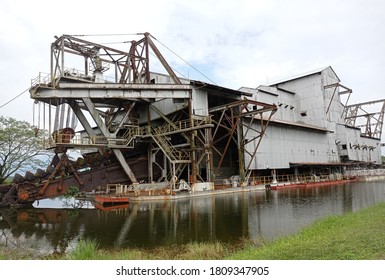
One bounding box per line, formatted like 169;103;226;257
82;97;138;183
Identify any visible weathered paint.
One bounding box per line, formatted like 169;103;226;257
241;66;383;169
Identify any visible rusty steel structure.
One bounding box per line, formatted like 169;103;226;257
0;33;277;207
327;81;385;140
344;99;385;139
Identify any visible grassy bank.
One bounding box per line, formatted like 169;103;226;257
62;239;238;260
1;202;385;260
229;202;385;260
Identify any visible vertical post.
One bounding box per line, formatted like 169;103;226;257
84;57;88;76
61;37;65;77
43;101;46;147
59;103;65;129
189;96;197;184
53;103;60;131
50;44;55;85
237;117;245;184
144;33;151;83
115;62;118;83
65;104;71;127
148;145;153;183
163;153;167;181
172;163;176;193
205;126;214;182
294;166;299;183
49;100;52;146
148;103;153;183
272;169;277;184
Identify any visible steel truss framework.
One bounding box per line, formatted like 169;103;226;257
209;100;277;183
50;33;181;85
324;83;385;140
344;99;385;139
30;33;277;193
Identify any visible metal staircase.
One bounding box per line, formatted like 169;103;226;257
150;126;190;163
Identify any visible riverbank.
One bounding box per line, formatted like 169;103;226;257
1;202;385;260
229;201;385;260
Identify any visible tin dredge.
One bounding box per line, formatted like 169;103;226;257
0;33;384;208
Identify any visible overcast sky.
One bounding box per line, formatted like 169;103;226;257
1;0;384;132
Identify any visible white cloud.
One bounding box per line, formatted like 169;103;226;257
1;0;385;136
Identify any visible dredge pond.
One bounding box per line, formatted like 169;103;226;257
1;180;385;256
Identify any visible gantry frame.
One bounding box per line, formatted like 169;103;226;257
344;99;385;139
209;99;277;183
30;33;277;189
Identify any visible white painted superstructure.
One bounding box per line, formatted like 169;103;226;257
240;66;383;171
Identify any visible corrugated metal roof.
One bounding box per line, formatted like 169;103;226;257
190;80;252;97
275;119;331;132
257;85;278;96
268;66;340;86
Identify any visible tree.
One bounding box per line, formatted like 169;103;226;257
0;116;50;184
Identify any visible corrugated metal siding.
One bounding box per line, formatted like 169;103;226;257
192;89;209;116
340;126;382;163
245;124;332;169
244;67;382;170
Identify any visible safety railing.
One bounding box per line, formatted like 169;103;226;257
44;116;210;154
51;134;108;146
31;67;116;89
150;126;190;162
31;72;52;88
151;116;211;136
345;169;385;177
248;174;344;186
106;184;132;195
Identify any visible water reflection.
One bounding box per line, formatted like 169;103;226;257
1;181;385;256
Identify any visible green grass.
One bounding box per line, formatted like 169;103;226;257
2;202;385;260
66;239;100;260
228;202;385;260
0;247;36;260
64;240;234;260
